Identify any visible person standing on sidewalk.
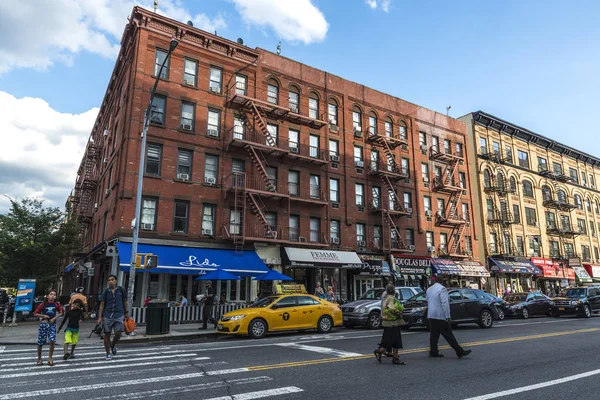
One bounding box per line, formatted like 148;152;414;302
98;275;129;360
33;289;63;366
199;281;217;330
426;275;471;359
57;299;84;360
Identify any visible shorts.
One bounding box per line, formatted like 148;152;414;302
103;315;124;333
38;322;57;346
64;329;80;345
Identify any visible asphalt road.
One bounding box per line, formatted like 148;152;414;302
2;316;600;399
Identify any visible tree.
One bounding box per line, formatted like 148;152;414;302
0;198;81;293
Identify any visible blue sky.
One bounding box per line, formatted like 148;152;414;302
0;0;599;212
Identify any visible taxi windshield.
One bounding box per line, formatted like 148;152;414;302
250;296;280;308
358;289;385;300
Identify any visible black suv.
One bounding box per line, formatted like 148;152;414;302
550;287;600;318
402;288;498;329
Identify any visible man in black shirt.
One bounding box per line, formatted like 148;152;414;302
199;281;218;330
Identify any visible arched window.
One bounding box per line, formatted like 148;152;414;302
497;172;505;189
328;98;338;125
267;79;279;105
509;176;517;192
575;194;583;210
384;117;394;138
595;200;600;214
352;106;362;131
557;189;567;203
586;197;592;212
368;112;378;136
398;120;408;141
541;185;552;202
308;93;319;119
484;169;492;189
288;85;300;113
522;180;534;198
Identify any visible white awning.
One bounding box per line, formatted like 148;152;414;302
283;248;362;269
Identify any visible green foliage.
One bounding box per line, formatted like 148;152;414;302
0;198;82;293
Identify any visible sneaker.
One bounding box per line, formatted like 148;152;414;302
69;354;76;359
458;349;472;359
111;346;117;356
105;354;112;361
63;353;71;360
429;353;444;358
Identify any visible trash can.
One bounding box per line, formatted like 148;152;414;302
146;301;170;335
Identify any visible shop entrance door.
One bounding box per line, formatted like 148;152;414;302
354;276;383;300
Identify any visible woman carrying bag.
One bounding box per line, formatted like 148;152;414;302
374;284;406;365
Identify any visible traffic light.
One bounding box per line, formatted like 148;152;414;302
145;255;158;269
135;254;143;268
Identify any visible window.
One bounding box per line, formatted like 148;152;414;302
489;233;497;254
266;123;278;146
354;146;363;166
402;158;409;176
432;136;439;151
516;236;524;256
590;174;596;188
404;192;412;210
564;243;575;258
444;139;451;154
183;58;197;86
267;82;279;104
145;143;162;175
310;217;320;242
528;236;541;257
399;122;408;141
141;197;157;231
355;183;364;206
265;212;277;234
505;145;513;163
595;246;600;261
368;114;378;136
426;231;434;249
289;215;299;241
517;150;529;168
459;172;466;189
541;185;552;202
537;156;548;172
513;204;521;224
582;172;587;186
522;180;534;197
235;74;247;95
177;149;192;179
419;132;427;147
424;196;432;213
310;175;320;199
578;218;587;234
173;201;189;233
465;235;473;255
586;198;592;212
553;162;563;174
330;220;340;243
546;211;556;229
510;176;517;192
525;207;537;226
154;49;169;79
233;116;245;139
406;229;415;247
596;200;600;214
330;178;339;202
288;129;299;153
582;246;591;262
462;203;469;220
421;163;429;182
569;168;579;184
561;215;571;230
352;109;362;130
328;101;338;125
479;137;487;154
575;194;583;209
455;143;463;158
372;186;381;209
150;95;166;124
591;220;596;237
329;139;339;157
202;204;216;234
179;102;195;131
274;297;297;309
267;167;278;189
204;155;218;183
548;240;560;257
209;67;222;93
557;189;567;203
288;170;299;197
107;166;113;190
371;150;379;170
288;88;299;112
486;199;495;220
385;120;393;138
440;233;447;252
232;159;245;173
309;95;319;119
388;189;397;210
356;223;366;246
483;169;491;188
229;209;242;235
207;109;221;136
310;135;319;158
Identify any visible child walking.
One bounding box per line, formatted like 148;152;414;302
33;289;63;366
58;299;85;360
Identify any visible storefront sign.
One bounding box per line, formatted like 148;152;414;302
532;258;574;279
583;264;600;278
489;258;541;275
275;284;307;294
455;260;490;277
15;279;36;312
569;257;582;266
283;248;362;268
431;258;463;275
572;266;592;283
392;256;431;275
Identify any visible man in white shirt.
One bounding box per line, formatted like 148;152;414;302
426;275;471;359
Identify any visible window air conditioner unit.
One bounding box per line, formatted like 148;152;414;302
184;78;195;86
299;236;307;243
329;124;339;133
408;245;416;251
181;123;192;131
427;246;435;252
358;205;365;212
423;177;429;183
406;207;413;214
420;144;428;152
209;86;221;94
177;173;189;181
290;145;299;153
331;202;340;209
358;240;366;247
142;223;154;230
331;237;340;245
94;203;98;210
207;129;219;137
205;177;216;185
289;106;299;113
103;129;109;137
354;129;362;138
266;231;278;239
355;160;364;168
330;154;340;162
425;210;432;217
202;228;213;236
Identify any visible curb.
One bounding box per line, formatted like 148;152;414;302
0;332;219;346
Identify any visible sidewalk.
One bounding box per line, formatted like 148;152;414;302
0;320;218;346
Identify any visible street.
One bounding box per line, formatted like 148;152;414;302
2;316;600;399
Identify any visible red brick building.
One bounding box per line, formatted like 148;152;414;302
65;7;483;306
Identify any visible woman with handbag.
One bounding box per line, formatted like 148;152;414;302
374;284;406;365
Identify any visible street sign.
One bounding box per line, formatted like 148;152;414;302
145;255;158;269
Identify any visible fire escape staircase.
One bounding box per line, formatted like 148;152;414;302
247;147;276;192
76;143;101;224
436;189;464;227
434;159;461;193
246;192;276;239
383;211;409;252
381;175;410;215
249;102;276;148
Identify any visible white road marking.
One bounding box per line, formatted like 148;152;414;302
1;348;193;362
0;345;172;354
495;319;571;328
204;387;304;400
276;343;362;357
463;368;600;400
0;367;252;399
0;346;5;354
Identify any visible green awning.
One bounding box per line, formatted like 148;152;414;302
572;266;593;283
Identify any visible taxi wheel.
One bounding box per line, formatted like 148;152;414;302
317;316;333;333
248;318;268;339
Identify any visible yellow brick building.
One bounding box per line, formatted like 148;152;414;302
461;111;597;295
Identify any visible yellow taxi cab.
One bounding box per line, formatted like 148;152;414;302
217;285;343;339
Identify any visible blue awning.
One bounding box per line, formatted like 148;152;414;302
116;242;269;277
64;263;75;273
489;258;542;275
430;258;462;275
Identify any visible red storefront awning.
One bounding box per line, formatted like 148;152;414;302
583;264;600;278
531;258;575;280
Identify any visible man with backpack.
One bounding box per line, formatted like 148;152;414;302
98;275;128;360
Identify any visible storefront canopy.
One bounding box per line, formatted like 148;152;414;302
63;263;75;273
116;242;269;277
583;264;600;279
430;259;462;276
392;255;431;275
282;248;362;269
572;266;593;283
455;260;491;277
430;259;490;277
489;258;542;275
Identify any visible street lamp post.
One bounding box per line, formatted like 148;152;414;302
128;37;179;307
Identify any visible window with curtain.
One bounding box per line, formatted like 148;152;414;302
141;197;157;230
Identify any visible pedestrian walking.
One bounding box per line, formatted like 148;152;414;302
97;274;129;360
199;281;217;330
33;289;63;366
57;299;85;360
374;284;406;365
426;275;471;359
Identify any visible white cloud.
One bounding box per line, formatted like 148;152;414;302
0;91;98;213
232;0;329;44
366;0;377;9
365;0;391;12
0;0;226;74
381;0;391;12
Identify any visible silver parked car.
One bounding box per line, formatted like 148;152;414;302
341;286;423;329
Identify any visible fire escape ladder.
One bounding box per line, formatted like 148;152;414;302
376;137;400;174
444;159;459;186
446;189;463;220
249;101;276;147
232;181;246;251
381;175;402;211
246;192;275;237
384;212;405;250
449;223;466;254
247;146;276;192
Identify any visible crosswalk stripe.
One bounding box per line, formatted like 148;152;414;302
1;348;193;362
204;386;304;400
0;345;172;354
276;343;362;357
1;353;201;370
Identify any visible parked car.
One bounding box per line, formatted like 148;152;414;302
481;292;507;320
402;288;498;329
550;287;600;318
341;287;423;329
504;292;552;319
